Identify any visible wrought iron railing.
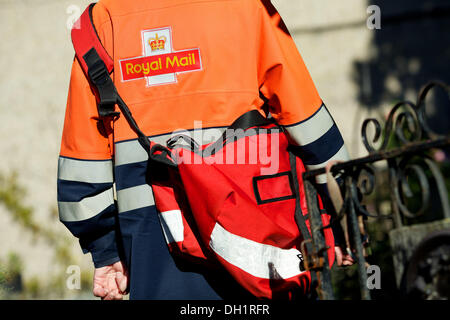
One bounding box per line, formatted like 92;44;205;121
302;81;450;300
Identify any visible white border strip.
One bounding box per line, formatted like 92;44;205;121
209;223;305;279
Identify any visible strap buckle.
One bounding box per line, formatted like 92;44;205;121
83;48;120;118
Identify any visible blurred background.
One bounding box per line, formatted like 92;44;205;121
0;0;449;299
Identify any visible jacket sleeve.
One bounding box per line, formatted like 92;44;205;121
256;0;350;186
58;56;119;268
58;3;119;267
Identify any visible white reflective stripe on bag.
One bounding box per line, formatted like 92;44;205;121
158;209;184;244
209;223;305;279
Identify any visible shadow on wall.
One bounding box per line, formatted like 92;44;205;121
353;0;450;135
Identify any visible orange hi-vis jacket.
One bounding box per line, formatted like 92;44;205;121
58;0;349;269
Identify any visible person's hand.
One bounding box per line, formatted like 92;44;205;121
93;260;129;300
335;246;355;266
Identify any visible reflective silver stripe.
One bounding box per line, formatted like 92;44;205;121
114;128;226;166
284;105;334;146
158;210;184;244
306;145;350;184
58;187;114;222
58;157;113;183
209;223;305;279
115;140;149;166
116;184;155;213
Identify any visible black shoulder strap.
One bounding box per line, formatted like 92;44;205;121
71;4;151;152
83;48;120;118
71;4;117;118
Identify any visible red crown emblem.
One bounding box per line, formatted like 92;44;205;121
149;33;166;51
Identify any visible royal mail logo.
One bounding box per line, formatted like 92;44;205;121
149;33;166;51
119;27;202;86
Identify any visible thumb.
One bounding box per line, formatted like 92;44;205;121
115;271;129;294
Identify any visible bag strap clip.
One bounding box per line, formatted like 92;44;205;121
83;48;120;118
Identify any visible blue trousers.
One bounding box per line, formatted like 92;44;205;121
116;206;253;300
